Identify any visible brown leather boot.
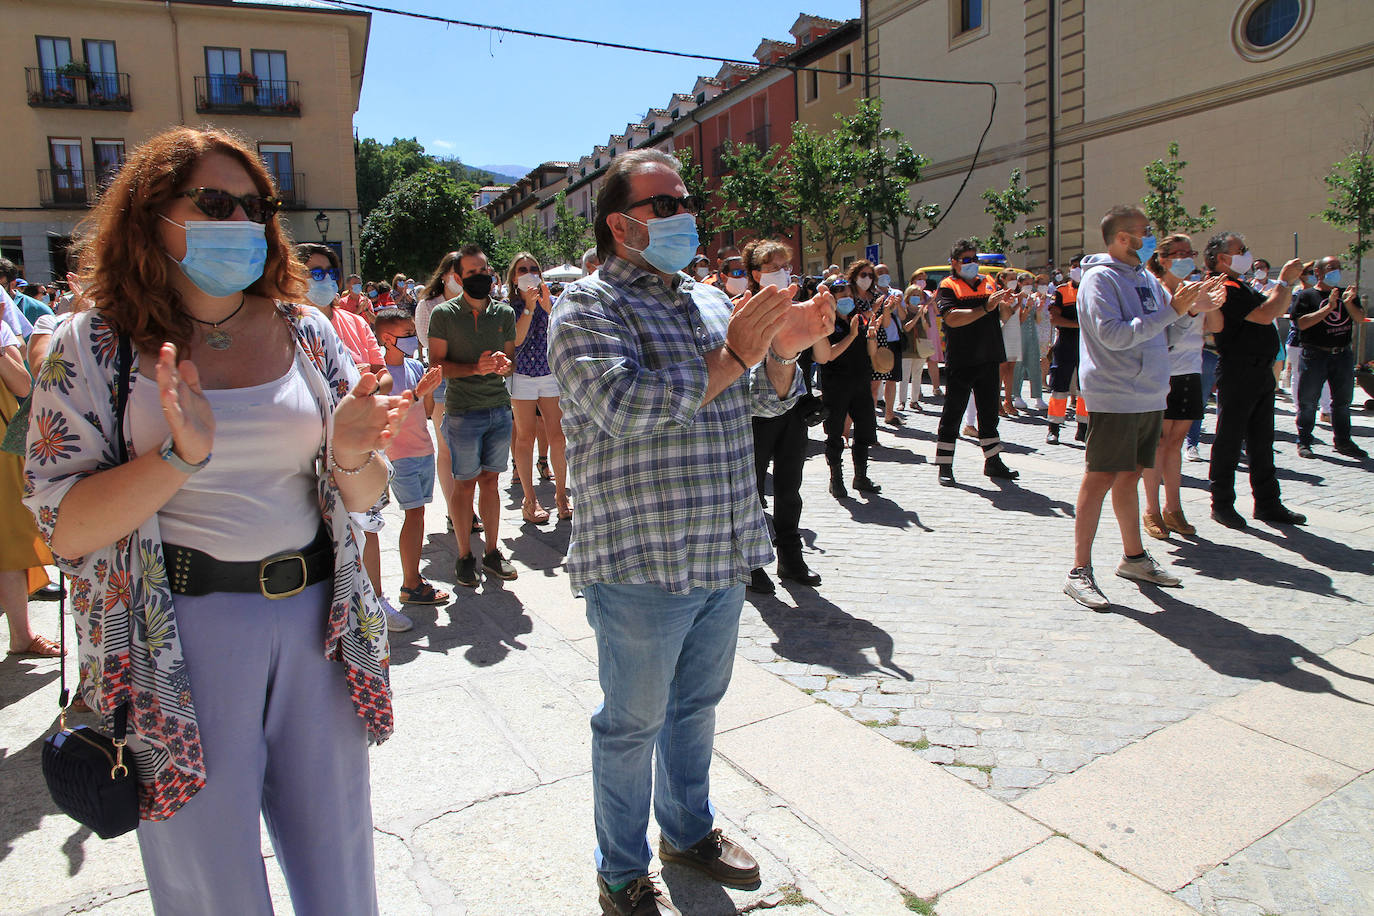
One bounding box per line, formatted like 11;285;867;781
598;875;681;916
659;828;761;889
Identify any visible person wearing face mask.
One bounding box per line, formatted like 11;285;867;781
548;150;835;916
582;246;601;276
1063;207;1227;609
1141;234;1208;540
507;253;570;524
900;271;936;410
716;253;748;298
26;127;415;913
1203;231;1308;528
339;272;366;314
1288;255;1367;459
298;244;408;633
741;239;822;594
427;244;518;588
867;263;905;423
933;241;1018;485
415;251;473;535
1283;260;1332;414
1046;255;1088;443
690;253;711;282
814;274;879;497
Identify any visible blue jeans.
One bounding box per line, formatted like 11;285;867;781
1186;348;1220;448
584;582;744;886
1296;346;1355;446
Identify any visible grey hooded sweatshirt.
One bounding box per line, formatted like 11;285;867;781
1076;252;1181;414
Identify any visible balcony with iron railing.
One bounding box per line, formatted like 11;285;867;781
271;173;308;209
26;68;132;110
38;169;117;208
194;75;301;116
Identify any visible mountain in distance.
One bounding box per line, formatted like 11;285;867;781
478;164;531;184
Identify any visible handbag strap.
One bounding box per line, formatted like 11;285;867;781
57;331;134;728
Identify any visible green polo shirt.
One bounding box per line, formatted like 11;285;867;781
427;296;517;413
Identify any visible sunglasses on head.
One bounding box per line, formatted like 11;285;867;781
176;187;282;223
308;267;340;284
623;194;702;218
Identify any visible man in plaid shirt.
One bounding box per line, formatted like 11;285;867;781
549;149;833;916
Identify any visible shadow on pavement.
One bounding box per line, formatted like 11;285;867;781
0;708;97;876
1168;537;1351;601
836;491;932;531
660;866;741;915
1112;591;1373;704
749;588;913;681
1244;525;1374;576
954;478;1075;518
393;557;533;668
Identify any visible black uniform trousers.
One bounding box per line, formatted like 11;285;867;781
1209;357;1282;511
753;404;807;554
821;374;877;473
936;361;1003;465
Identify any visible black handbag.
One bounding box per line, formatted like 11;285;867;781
40;332;139;839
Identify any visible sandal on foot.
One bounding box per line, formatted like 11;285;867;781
557;501;573;520
8;634;60;658
537;457;555;481
522;499;551;524
399;580;450;605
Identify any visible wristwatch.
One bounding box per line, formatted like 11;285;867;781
160;434;211;475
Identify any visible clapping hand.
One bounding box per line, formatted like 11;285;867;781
156;343;214;465
474;350;513;376
333;370;412;458
412;365;443;402
1173;275;1228;314
773;285;836;356
727;283;797;364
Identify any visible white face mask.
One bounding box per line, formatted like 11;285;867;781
1069;267;1082;282
856;275;873;291
516;273;541;292
725;276;748;296
1037;284;1050;294
444;275;461;297
1229;251;1254;275
695;266;710;279
1253;269;1268;281
760;268;791;289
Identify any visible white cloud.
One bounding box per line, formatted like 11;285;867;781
430;139;456;151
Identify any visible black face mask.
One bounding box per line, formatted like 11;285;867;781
461;273;493;300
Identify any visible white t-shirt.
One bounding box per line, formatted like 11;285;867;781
414;294;447;347
0;318;18;350
129;358;324;561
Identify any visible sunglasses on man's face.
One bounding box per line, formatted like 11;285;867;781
623;194;702;219
307;267;340;284
176;188;282;223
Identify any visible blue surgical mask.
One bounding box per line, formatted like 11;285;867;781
351;283;362;294
394;335;420;356
625;212;700;274
958;262;980;281
1167;257;1195;279
160;215;267;298
305;276;339;308
1323;269;1342;287
367;289;378;299
1135;234;1156;264
835;296;855;316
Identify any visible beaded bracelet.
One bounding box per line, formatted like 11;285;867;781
330;449;377;476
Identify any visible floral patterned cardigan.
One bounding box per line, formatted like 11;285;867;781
23;304;394;820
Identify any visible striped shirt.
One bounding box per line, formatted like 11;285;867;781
548;255;801;595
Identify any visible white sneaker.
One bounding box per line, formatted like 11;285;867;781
1185;443;1201;462
382;598;414;632
1033;398;1047;411
1013;397;1027;409
1064;567;1110;610
1115;552;1182;587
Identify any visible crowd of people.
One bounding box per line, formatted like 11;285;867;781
1;127;1368;916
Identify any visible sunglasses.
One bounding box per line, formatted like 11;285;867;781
176;188;282;223
724;268;747;278
623;194;702;218
515;264;541;275
308;267;341;284
1163;249;1197;259
956;256;978;264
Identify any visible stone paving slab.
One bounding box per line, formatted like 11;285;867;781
937;836;1197;916
1209;648;1374;770
1014;712;1357;892
714;702;1050;899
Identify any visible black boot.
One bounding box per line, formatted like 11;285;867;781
828;463;848;500
747;567;775;594
852;446;880;493
1074;422;1087;442
777;547;821;586
984;455;1019;480
937;464;956;486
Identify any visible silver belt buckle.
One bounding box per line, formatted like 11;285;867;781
259;552;308;599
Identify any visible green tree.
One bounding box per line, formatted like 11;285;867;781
838;98;938;278
360;169;471;279
548;192;593;266
1317;117;1374;293
510;218;553;268
975;169;1046;255
718;141;796;242
673;149;724;243
1141;142;1217;236
354;136;440;219
785;123;863;265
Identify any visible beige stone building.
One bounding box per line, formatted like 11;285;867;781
0;0;370;281
866;0;1374;281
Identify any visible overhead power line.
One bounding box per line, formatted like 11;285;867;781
324;0;1003;238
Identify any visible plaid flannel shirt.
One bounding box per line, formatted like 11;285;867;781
548;256;802;595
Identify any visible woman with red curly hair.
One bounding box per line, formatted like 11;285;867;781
24;126;419;913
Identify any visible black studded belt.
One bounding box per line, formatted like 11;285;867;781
163;527;333;599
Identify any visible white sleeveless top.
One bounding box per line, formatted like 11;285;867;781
128;360;324;561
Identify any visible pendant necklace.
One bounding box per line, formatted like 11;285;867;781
189;295;246;351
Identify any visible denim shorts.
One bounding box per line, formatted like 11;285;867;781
442;407;513;480
389;454;436;509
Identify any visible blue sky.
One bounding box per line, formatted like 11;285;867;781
351;0;858;175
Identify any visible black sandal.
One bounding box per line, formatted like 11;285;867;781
537;456;554;481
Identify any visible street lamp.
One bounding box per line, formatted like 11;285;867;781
314;210;329;241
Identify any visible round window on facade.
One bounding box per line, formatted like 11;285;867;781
1232;0;1311;62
